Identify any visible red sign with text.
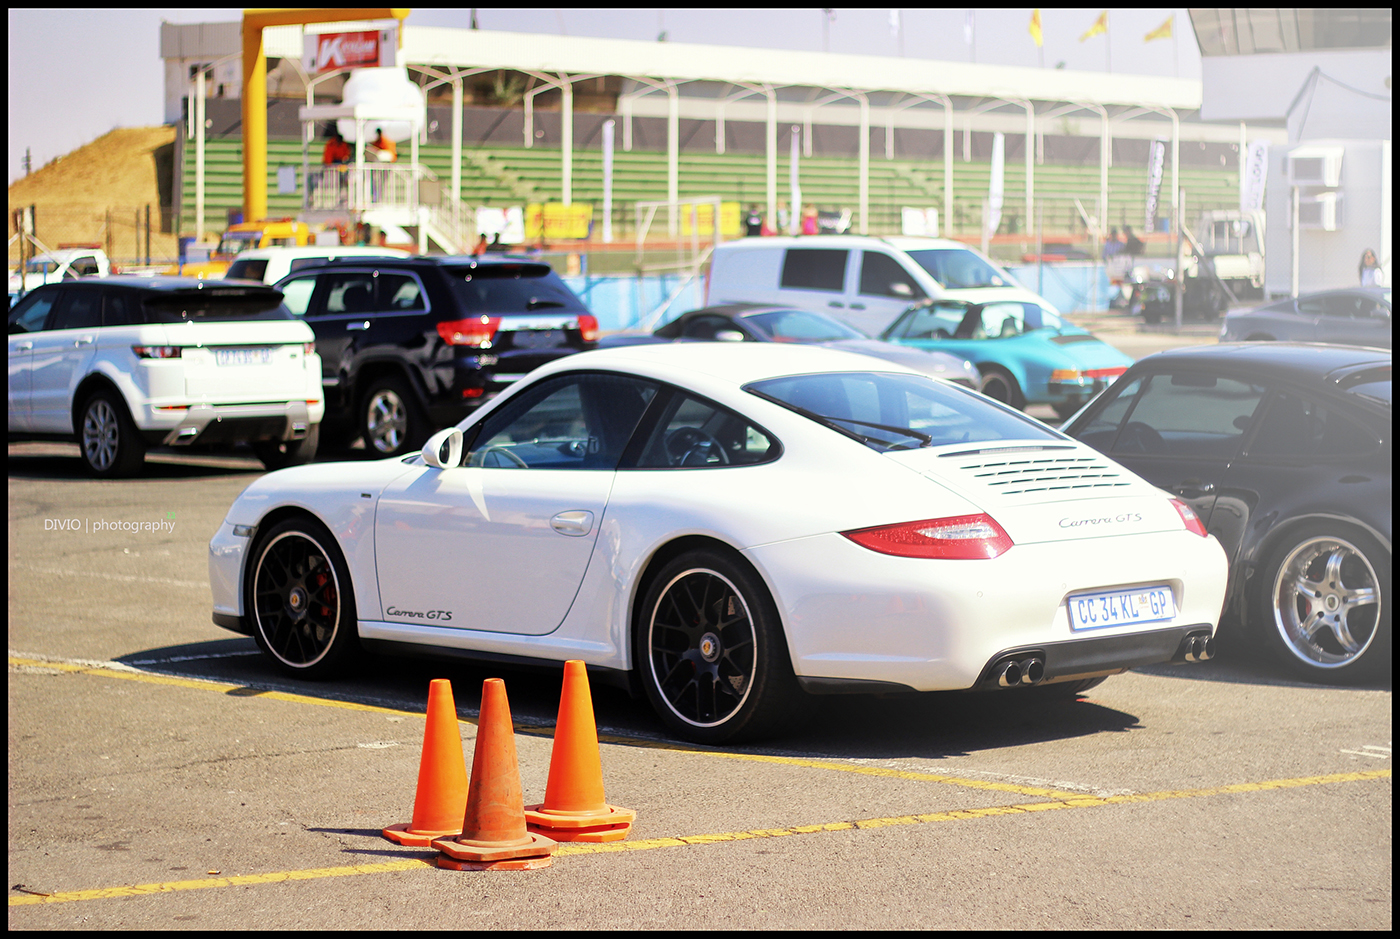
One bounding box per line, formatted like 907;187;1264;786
310;30;382;73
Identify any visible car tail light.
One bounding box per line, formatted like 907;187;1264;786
132;345;182;359
842;513;1014;560
1085;367;1128;379
575;313;599;343
1050;369;1083;382
302;342;315;355
437;316;501;347
1170;499;1209;537
462;388;485;398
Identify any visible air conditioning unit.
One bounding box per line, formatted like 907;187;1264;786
1287;145;1344;187
1297;191;1342;231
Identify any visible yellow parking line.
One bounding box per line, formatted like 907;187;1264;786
9;655;1084;798
11;769;1389;907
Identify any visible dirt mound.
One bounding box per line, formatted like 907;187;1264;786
8;126;179;263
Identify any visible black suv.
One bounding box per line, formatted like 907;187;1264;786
270;255;598;456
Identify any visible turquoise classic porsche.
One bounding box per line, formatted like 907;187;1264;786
881;299;1134;420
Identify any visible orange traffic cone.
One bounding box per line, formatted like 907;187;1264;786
383;679;470;846
524;660;636;843
432;678;557;870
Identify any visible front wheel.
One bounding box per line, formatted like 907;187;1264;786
636;549;804;744
1257;526;1390;682
247;517;360;679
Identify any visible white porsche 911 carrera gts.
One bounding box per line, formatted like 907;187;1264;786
210;343;1228;743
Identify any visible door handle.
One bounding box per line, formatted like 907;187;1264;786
827;301;845;308
74;337;95;347
1171;480;1216;498
848;303;866;310
15;341;33;351
346;321;371;331
550;510;594;536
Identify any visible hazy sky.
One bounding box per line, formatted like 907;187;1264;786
7;8;1198;184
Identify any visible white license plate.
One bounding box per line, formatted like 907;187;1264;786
215;347;274;366
1067;585;1175;631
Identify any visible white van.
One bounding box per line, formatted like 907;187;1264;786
706;235;1054;337
225;245;412;285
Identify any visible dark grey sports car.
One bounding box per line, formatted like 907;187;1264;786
599;304;983;389
1062;342;1391;683
1219;287;1390;348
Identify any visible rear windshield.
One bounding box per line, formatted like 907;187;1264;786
1338;366;1391;408
745;371;1060;452
226;259;270;282
445;263;588;315
141;288;291;323
904;249;1013;289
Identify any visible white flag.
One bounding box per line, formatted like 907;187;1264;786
889;9;901;35
964;11;974;45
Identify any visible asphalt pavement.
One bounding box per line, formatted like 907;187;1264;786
8;314;1391;929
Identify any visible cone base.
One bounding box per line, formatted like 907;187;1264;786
523;802;636;830
383;822;463;847
431;830;557;863
528;821;632;843
437;854;552;871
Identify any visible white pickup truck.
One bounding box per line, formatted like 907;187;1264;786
9;246;113;299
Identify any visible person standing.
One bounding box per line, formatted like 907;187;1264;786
369;127;397;163
744;204;763;238
1123;225;1145;259
1103;226;1122;259
1359;248;1383;286
473;234;489;256
801;204;819;236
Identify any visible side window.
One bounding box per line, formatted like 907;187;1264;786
103;292;134;327
466;374;657;470
226;258;270;282
1074;376;1143;451
974;302;1028;339
1298;296;1327;318
9;290;60;334
779;249;848;292
288;257;330;273
859;252;925;300
321;273;378;315
1246;390;1378;459
1110;372;1265;457
889;303;966;340
278;277;318;317
50;289;103;330
70;257;100;277
680;315;739;340
378;273;427;311
634;391;779;468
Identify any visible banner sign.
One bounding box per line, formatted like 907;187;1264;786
303;28;397;75
901;207;940;238
679;202;742;239
1145;138;1167;229
1240;140;1269;213
526;203;594;241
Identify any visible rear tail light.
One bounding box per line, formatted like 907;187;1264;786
132;345;182;359
302;342;315;355
842;513;1014;560
575;313;599;343
1170;499;1209;537
437;316;501;347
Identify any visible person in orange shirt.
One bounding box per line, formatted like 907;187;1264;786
322;127;351;165
370;127;397;163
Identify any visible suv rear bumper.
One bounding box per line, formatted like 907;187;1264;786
144;400;322;447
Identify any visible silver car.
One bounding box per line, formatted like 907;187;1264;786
1219;287;1390;348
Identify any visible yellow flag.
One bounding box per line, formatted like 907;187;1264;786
1029;9;1043;47
1079;10;1107;42
1144;15;1173;42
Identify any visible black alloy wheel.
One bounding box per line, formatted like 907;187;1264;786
248;517;360;679
1258;524;1390;682
636;548;803;744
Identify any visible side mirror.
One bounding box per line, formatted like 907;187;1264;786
714;329;746;342
421;427;463;469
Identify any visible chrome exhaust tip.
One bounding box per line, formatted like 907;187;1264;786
1183;637;1199;663
1196;636;1215;662
997;660;1023;688
1021;657;1045;686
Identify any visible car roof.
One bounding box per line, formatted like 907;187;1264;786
41;275;281;294
715;235;971;252
234;246;413;260
537;338;921;387
1139;342;1391;387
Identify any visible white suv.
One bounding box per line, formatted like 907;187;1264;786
8;276;324;476
707;235;1055;337
225;245;411;285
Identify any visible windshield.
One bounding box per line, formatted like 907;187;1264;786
216;232;262;256
445;263;588;314
745;371;1060;452
740;308;864;342
141;288;292;322
905;249;1013;289
884;301;1064;341
1339;366;1391;408
23;257;60;273
1205;219;1259;256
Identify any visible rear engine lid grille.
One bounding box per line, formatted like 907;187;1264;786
948;449;1131;497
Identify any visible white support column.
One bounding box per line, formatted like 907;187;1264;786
196;69;206;240
858;94;869;235
1023;101;1034;241
667;81;679;235
602;119;614;243
451;78;462;213
622;93;633;151
524;87;534;148
1170;111;1180;236
944;101;953;237
561;77;573;206
716;98;726;155
766;89;777;235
